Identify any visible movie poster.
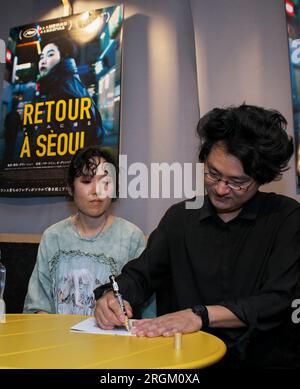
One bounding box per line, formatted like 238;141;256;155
286;0;300;193
0;5;123;196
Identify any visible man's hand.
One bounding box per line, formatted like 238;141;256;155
132;309;202;337
94;291;133;329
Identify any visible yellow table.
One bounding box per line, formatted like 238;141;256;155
0;314;226;369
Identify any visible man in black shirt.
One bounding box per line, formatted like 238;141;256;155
94;104;300;367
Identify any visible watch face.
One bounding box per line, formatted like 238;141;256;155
193;305;205;315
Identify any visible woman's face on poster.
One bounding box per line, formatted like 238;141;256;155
39;43;61;76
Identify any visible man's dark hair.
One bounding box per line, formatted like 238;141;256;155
67;146;118;199
197;104;294;184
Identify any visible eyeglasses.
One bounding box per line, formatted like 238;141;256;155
204;171;254;192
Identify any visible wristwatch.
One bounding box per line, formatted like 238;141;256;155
192;305;210;330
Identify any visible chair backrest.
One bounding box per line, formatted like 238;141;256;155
0;235;40;313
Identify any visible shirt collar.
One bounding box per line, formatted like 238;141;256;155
197;191;262;222
197;196;216;221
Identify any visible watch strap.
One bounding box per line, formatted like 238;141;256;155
192;304;210;330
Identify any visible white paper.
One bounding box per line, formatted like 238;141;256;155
70;317;135;336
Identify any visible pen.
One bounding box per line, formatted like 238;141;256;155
109;275;130;331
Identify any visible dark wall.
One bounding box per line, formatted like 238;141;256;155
0;242;38;312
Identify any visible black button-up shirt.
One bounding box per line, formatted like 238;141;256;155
94;191;300;364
